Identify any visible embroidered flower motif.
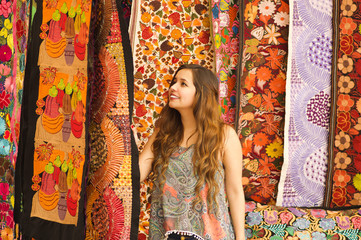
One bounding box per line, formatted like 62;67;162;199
341;0;357;16
335;131;350;150
334;152;351;169
273;11;289;27
264;210;278;224
0;45;12;62
0;64;10;76
340;17;357;35
258;0;276;16
333;170;351;187
293;218;310;230
353;174;361;191
256;66;272;82
340;35;353;55
269;76;286;94
311;232;326;240
336;216;351;229
332;187;347;207
253;132;270;146
350;193;361;205
337;94;354;112
246;212;263;226
337;111;351;132
35;143;54;161
351;216;361;229
264;24;281;45
0;139;10;156
338;75;354;93
310;209;326;218
0;0;11;18
319;218;336;230
265;141;283;158
337;55;353;74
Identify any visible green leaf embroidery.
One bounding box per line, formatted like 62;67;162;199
261;224;287;237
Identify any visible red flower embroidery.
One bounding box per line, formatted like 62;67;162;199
340;35;353;55
0;45;12;62
337;111;351;132
0;91;10;109
332;187;347;207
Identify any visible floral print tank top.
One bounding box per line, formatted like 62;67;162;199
149;145;235;240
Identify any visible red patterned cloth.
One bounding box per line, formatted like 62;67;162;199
326;0;361;209
238;0;289;204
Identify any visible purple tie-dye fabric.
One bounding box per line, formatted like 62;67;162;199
276;0;332;207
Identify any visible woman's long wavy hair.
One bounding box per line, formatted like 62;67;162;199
151;64;225;210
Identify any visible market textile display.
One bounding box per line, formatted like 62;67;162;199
0;0;20;238
325;0;361;209
211;0;240;125
276;0;332;207
85;0;139;238
128;0;215;237
237;0;289;204
14;0;91;237
245;201;361;239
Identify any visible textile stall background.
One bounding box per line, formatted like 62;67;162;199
129;0;216;237
276;0;332;207
237;0;289;205
86;0;140;238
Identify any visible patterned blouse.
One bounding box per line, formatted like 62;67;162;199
149;145;235;240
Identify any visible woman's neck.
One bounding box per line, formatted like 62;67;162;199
180;112;197;147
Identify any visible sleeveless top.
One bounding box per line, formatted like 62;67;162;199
149;145;235;240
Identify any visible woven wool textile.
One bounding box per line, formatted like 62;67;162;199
245;201;361;239
276;0;332;207
85;0;140;238
128;0;215;237
237;0;289;204
325;0;361;209
211;0;240;125
14;0;91;237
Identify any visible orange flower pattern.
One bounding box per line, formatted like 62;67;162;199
238;0;289;204
327;0;361;208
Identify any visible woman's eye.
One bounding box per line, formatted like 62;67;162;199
181;82;187;86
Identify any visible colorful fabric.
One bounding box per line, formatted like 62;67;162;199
14;0;91;237
276;0;332;207
245;201;361;239
0;0;23;238
325;0;361;209
85;0;140;238
150;146;234;240
237;0;289;204
129;0;215;238
211;0;239;125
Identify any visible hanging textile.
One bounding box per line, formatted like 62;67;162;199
325;0;361;209
276;0;332;207
129;0;215;238
85;0;140;238
245;200;361;239
237;0;289;204
0;0;18;238
211;0;240;125
14;0;91;237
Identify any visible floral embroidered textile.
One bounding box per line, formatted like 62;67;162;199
211;0;239;125
238;0;289;204
326;0;361;209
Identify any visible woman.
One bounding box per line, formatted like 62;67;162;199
139;64;245;240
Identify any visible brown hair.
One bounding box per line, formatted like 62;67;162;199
151;64;225;210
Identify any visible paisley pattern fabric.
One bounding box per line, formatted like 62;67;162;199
245;201;361;239
238;0;289;204
86;0;140;238
276;0;332;207
325;0;361;209
211;0;240;125
129;0;215;238
14;0;91;237
150;146;234;240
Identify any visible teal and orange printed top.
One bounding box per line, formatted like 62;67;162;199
149;145;235;240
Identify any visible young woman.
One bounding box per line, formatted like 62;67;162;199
139;64;245;240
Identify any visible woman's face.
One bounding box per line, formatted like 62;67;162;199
168;69;197;112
